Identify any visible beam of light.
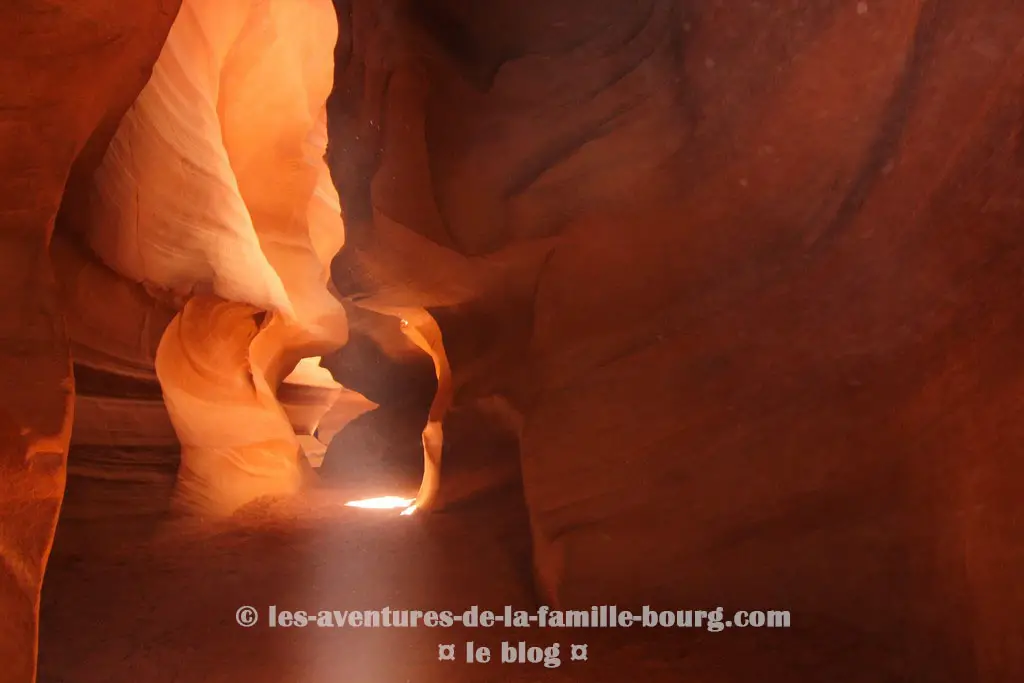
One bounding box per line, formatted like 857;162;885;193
344;496;414;510
399;504;417;516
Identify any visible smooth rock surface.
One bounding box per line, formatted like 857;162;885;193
74;0;359;515
2;0;1024;682
326;1;1024;680
0;3;182;682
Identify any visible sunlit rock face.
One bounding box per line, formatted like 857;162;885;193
1;0;1023;681
82;0;345;329
155;297;315;514
69;0;370;515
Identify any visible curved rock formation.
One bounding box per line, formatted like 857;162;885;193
74;0;359;514
0;3;183;681
3;0;1024;681
2;1;364;675
326;1;1024;680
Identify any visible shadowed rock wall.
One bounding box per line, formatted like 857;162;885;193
326;1;1024;680
0;4;183;681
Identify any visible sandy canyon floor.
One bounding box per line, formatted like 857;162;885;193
38;444;884;683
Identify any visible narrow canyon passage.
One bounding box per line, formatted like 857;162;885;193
3;1;1024;682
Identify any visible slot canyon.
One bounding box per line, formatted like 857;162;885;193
1;0;1023;681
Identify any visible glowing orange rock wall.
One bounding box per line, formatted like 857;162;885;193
81;0;362;515
156;297;315;513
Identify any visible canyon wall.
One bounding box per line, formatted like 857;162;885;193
326;1;1024;679
1;0;1023;681
2;1;365;679
0;4;183;681
60;0;376;516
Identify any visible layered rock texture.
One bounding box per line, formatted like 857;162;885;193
3;0;1024;681
2;1;373;680
0;4;181;680
326;1;1024;680
73;0;372;516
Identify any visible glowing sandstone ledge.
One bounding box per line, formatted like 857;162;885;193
81;0;391;515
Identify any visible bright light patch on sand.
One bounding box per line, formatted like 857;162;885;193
344;496;415;511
